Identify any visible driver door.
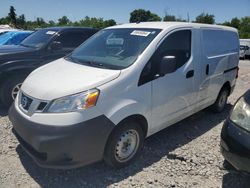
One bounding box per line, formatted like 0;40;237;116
151;29;196;132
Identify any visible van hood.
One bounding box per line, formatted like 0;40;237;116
21;58;121;100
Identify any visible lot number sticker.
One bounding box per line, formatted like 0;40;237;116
46;31;56;35
131;30;151;37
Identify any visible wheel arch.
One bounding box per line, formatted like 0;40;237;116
117;114;148;138
106;114;149;143
221;81;231;95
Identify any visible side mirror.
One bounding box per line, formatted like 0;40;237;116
50;41;62;51
159;56;177;75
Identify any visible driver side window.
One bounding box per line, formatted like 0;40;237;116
156;30;191;70
139;30;191;86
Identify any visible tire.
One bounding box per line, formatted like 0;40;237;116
104;121;144;168
0;75;26;108
211;87;229;113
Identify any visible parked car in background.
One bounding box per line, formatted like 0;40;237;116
0;25;17;36
0;29;17;36
0;27;98;107
239;45;249;60
0;31;33;45
240;39;250;60
221;89;250;172
9;22;239;169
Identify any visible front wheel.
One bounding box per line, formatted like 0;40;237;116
104;121;144;168
0;75;26;108
211;88;229;113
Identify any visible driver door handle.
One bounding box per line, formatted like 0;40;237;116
206;64;209;75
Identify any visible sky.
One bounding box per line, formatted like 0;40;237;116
0;0;249;24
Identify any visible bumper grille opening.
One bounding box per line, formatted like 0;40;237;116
37;102;48;111
12;129;47;161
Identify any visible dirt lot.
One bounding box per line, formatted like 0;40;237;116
1;60;250;188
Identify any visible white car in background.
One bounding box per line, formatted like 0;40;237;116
240;39;250;60
0;24;17;35
240;45;249;59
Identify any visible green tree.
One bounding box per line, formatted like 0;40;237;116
163;15;176;21
195;13;215;24
58;16;70;25
222;21;231;27
0;17;10;25
129;9;161;23
77;16;115;28
230;17;241;29
36;17;46;27
8;6;17;27
16;14;26;28
103;19;116;27
239;16;250;38
48;20;56;26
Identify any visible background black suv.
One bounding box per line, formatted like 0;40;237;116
0;27;98;107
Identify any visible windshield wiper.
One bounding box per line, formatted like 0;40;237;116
67;57;106;68
66;56;121;70
87;61;105;68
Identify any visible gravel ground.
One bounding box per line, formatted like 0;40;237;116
1;60;250;188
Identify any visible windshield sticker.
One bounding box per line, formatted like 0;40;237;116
131;30;151;37
46;31;56;35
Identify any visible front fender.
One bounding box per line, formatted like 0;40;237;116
101;98;150;128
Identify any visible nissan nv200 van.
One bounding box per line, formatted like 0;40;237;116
9;22;239;169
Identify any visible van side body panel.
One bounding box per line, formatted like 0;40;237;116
198;29;239;106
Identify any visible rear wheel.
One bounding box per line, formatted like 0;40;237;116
0;75;26;108
211;88;229;113
104;121;144;168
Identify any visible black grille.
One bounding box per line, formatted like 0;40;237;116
21;93;33;111
37;102;48;111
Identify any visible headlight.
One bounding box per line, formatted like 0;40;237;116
230;97;250;132
47;89;99;113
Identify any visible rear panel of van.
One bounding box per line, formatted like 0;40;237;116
201;29;239;102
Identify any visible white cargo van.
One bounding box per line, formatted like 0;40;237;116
9;22;239;169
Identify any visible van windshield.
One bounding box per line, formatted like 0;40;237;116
20;29;57;49
69;28;161;69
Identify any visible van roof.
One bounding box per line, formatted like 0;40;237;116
108;22;238;32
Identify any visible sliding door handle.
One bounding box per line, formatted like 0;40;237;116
206;64;209;75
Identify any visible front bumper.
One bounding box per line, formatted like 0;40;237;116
220;119;250;172
9;104;115;169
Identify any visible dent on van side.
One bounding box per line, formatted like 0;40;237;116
8;22;239;169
